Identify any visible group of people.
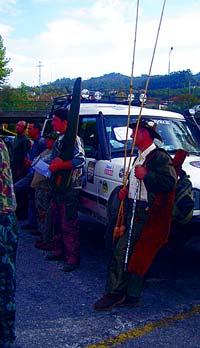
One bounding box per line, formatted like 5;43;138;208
0;108;85;347
0;108;179;346
12;109;85;272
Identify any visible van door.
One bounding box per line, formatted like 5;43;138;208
79;116;100;219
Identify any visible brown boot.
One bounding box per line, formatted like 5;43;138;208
45;254;63;261
93;293;125;311
63;263;79;272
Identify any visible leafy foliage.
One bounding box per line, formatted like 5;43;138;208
0;35;11;86
0;84;51;111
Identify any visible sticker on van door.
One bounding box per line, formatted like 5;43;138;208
102;181;108;193
119;168;124;178
104;164;114;176
87;161;96;183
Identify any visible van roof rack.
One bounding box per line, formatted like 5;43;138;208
48;89;147;116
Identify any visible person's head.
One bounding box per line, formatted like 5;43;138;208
15;121;27;135
130;119;162;151
51;108;68;133
28;122;41;140
45;132;58;150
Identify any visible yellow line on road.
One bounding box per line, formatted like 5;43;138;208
86;304;200;348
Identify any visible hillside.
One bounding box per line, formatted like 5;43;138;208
44;70;200;96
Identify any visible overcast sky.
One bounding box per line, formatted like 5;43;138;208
0;0;200;88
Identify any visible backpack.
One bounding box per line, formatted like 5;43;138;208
144;148;194;225
172;169;194;224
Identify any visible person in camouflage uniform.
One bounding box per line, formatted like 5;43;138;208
0;138;18;348
31;132;58;250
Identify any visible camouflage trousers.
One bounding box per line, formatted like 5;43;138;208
35;188;54;243
0;212;18;348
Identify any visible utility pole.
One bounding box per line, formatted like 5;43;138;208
168;47;173;105
37;60;44;95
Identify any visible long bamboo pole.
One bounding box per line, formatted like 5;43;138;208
113;0;140;240
113;0;167;242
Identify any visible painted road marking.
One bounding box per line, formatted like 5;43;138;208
86;304;200;348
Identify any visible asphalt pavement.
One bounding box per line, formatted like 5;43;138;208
13;217;200;348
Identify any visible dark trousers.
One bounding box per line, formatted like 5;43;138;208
51;189;80;265
14;173;37;227
106;204;148;298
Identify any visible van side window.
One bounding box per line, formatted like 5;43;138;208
79;117;99;158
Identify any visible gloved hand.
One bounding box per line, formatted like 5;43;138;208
49;158;72;172
118;187;128;201
17;169;22;176
134;164;147;180
24;157;32;168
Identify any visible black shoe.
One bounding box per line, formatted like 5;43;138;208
93;293;125;311
34;239;44;248
45;254;63;262
31;229;42;236
62;263;79;272
21;224;37;230
36;242;54;251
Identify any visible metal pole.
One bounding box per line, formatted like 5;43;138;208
168;47;173;104
37;60;44;95
124;180;140;271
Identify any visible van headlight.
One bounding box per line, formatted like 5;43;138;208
193;188;200;210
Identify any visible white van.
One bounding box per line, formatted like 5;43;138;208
43;102;200;227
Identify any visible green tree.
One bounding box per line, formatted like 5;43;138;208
0;35;12;86
169;94;200;112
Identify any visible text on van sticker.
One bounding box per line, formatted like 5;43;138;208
104;164;114;176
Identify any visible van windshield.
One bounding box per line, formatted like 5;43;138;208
104;116;200;157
